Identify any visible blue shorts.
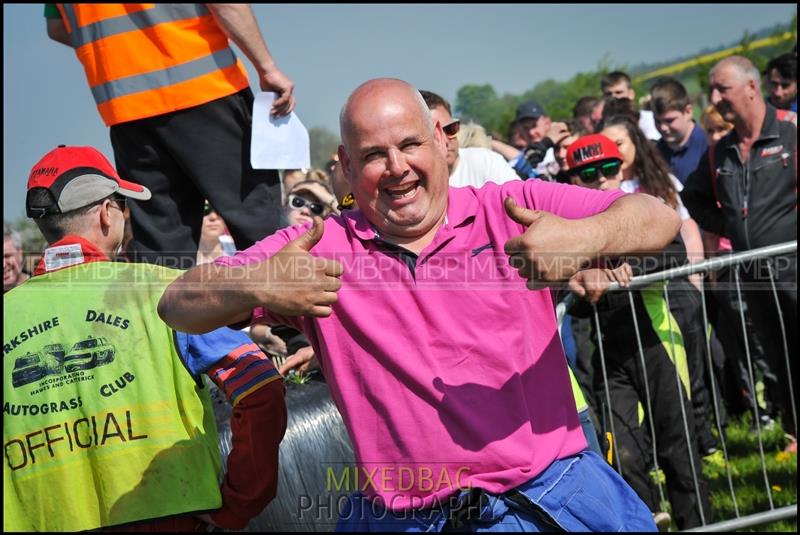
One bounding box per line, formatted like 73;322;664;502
335;450;656;532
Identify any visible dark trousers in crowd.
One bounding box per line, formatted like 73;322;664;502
742;254;797;437
596;342;712;530
110;88;283;268
667;279;719;455
705;327;729;430
705;266;772;422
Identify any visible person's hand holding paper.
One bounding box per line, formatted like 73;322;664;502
251;92;310;169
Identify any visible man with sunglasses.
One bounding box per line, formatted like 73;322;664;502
420;90;518;188
6;145;288;532
160;78;684;531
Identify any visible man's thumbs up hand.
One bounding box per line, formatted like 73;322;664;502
504;196;545;227
258;217;343;317
503;196;596;290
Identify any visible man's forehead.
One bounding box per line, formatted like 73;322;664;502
767;69;792;82
348;108;430;145
605;82;629;92
430;105;452;120
352;131;426;153
711;65;740;83
656;109;686;118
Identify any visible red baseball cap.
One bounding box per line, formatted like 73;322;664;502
26;145;151;219
566;134;623;171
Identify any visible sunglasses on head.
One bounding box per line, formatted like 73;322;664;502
442;119;460;138
288;194;326;216
203;203;216;216
571;160;622;183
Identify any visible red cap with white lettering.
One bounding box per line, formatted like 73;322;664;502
566;134;622;170
26;145;150;219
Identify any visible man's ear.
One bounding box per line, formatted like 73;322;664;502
337;145;353;183
433;121;447;158
747;77;759;95
97;199;113;228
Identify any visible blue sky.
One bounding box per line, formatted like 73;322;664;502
3;4;796;219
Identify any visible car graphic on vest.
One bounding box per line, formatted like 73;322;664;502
41;343;67;375
63;336;116;373
11;352;48;387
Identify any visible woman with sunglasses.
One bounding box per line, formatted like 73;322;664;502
565;134;712;530
284;180;338;227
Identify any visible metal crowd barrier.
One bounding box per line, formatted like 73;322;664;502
562;241;797;532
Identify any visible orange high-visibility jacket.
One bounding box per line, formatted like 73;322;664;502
56;4;250;126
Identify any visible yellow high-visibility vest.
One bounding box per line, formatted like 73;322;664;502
3;262;221;531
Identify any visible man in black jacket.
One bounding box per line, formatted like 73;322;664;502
682;55;797;447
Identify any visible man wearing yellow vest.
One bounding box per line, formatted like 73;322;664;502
3;146;292;531
45;4;296;268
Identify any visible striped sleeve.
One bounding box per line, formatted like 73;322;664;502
175;328;282;405
206;346;282;405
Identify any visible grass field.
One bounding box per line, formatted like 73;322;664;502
657;413;796;531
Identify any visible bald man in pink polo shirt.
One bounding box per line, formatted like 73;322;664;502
160;79;681;531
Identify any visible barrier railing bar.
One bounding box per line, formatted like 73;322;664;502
681;504;796;532
605;242;796;292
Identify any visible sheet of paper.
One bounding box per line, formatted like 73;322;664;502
250;92;310;170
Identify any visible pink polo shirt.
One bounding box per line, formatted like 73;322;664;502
217;180;625;511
